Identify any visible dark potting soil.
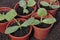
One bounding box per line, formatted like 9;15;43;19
35;18;51;28
10;21;30;37
16;6;34;16
35;23;51;28
0;11;8;23
0;32;11;40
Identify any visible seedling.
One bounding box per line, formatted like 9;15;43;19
32;8;56;25
40;0;60;9
0;9;17;22
5;17;40;34
19;0;36;14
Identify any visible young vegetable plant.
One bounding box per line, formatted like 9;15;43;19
40;0;60;9
5;17;40;34
32;8;56;25
19;0;36;14
0;9;17;22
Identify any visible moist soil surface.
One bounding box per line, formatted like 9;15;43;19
16;6;34;16
0;11;7;23
10;21;30;37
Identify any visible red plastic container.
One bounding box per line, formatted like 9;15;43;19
0;7;11;33
6;18;32;40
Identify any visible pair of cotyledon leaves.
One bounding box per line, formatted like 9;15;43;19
5;8;56;34
40;0;60;9
0;9;17;21
19;0;36;13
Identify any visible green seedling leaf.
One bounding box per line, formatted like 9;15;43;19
23;8;29;14
5;26;19;34
50;0;56;3
19;0;27;8
37;8;47;17
31;19;40;25
5;9;17;21
0;14;5;21
27;0;36;7
40;1;50;6
51;5;60;9
42;18;56;24
21;17;34;27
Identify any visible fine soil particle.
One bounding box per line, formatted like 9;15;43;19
0;11;7;23
16;6;34;16
10;21;30;37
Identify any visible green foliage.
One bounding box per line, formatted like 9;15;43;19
40;1;50;6
5;9;17;21
51;5;60;9
5;17;40;34
19;0;36;14
5;26;19;34
23;8;29;14
31;19;40;25
42;18;56;24
0;14;5;21
27;0;36;7
40;1;60;9
37;8;47;17
0;9;17;22
21;17;35;27
19;0;26;8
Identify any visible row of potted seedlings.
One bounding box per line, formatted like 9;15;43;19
0;0;60;40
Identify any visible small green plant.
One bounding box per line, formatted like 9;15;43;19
0;9;17;21
19;0;36;14
5;17;40;34
40;0;60;9
32;8;56;25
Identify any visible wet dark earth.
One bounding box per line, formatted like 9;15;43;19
0;0;60;40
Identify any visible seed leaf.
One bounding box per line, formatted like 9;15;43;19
51;5;60;9
37;8;47;17
5;9;17;21
19;0;26;8
27;0;36;7
23;8;29;14
31;19;40;25
5;26;19;34
0;14;5;21
21;17;34;27
42;18;56;24
40;1;50;6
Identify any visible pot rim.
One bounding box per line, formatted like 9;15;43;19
14;1;36;17
0;7;11;24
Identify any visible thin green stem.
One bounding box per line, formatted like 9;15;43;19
40;17;43;23
14;18;21;27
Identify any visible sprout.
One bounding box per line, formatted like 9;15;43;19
40;0;60;9
19;0;36;14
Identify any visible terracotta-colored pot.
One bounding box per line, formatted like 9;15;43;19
14;0;36;19
6;18;32;40
32;13;54;40
0;7;11;33
38;0;59;16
